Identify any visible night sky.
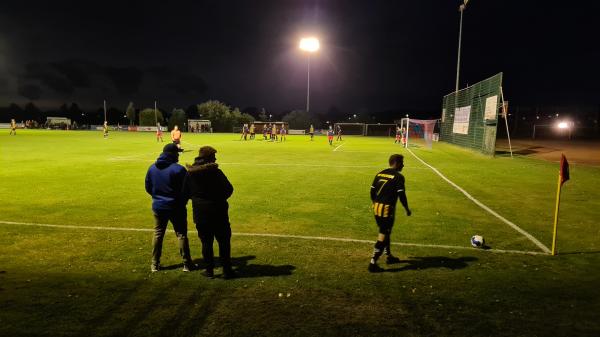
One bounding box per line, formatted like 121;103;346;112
1;0;599;117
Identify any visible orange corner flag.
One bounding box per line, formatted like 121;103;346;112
560;154;570;186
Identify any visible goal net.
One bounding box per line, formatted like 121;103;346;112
400;118;439;149
333;123;366;136
365;124;397;137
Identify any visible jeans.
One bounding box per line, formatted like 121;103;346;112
152;208;192;265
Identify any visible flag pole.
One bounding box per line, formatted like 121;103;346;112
154;101;158;126
103;100;107;123
500;86;513;158
551;173;562;256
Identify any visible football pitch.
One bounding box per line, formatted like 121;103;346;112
1;130;599;336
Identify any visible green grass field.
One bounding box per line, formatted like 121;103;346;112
1;130;599;337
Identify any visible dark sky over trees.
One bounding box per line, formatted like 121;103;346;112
0;0;598;117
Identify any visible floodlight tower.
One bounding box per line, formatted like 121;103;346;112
455;0;470;92
299;37;320;113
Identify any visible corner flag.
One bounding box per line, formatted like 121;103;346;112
560;154;570;185
552;154;570;255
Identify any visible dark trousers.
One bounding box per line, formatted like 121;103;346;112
193;201;232;270
152;208;192;265
197;225;232;270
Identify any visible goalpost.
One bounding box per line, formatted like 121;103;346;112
333;122;366;135
365;124;397;137
400;118;439;149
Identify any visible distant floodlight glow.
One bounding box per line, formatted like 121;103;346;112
557;122;569;129
299;37;320;52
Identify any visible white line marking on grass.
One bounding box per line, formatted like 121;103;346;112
337;150;398;154
333;143;346;152
103;157;426;170
221;162;382;169
219;162;428;170
107;154;149;161
405;148;552;254
0;220;544;256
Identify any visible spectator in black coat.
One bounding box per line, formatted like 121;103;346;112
183;146;236;279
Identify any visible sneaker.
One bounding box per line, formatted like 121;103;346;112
182;263;195;272
368;263;384;273
386;255;402;264
151;264;160;273
203;268;214;279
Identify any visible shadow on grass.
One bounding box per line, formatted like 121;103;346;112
386;256;477;272
163;255;296;278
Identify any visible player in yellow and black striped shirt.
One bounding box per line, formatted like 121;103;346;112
368;154;411;272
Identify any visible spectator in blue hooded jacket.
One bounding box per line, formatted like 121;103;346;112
145;143;194;272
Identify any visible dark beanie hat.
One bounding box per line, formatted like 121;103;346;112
163;143;179;156
198;146;217;162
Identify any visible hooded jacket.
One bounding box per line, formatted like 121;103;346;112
145;152;187;211
183;158;233;206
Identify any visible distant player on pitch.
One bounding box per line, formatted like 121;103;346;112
401;127;407;148
336;124;343;141
9;119;17;135
171;125;183;151
103;121;109;138
368;154;411;273
309;124;314;141
327;126;334;146
242;123;249;141
156;123;164;142
279;125;287;142
249;123;255;140
394;126;401;144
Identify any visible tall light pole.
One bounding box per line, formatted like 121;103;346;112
154;101;158;126
299;37;320;113
455;0;469;92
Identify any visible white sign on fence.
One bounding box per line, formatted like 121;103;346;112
484;95;498;121
453;106;471;134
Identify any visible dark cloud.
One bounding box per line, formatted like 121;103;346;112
50;59;96;88
19;60;145;98
17;84;42;100
104;66;143;96
148;66;207;96
0;77;8;91
24;62;74;94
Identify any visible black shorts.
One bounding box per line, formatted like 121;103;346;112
375;216;395;234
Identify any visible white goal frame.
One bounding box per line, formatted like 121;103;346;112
365;123;398;137
333;122;366;136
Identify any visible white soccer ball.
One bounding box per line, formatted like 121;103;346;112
470;235;485;248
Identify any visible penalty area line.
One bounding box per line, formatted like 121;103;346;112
333;143;346;152
405;148;551;254
0;220;544;256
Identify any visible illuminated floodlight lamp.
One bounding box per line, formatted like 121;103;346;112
557;122;569;129
299;37;320;52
